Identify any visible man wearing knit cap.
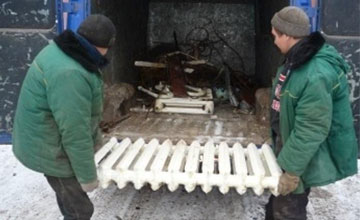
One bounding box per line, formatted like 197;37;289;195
12;14;116;219
266;6;358;220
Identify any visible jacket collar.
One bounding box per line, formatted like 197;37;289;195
284;31;325;70
54;30;108;73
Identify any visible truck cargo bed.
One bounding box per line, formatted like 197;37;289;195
107;104;269;145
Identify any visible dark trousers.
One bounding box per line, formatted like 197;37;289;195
265;188;311;220
45;175;94;220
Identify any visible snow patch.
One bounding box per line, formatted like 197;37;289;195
0;145;359;220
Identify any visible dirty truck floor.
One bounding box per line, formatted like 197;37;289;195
107;105;269;145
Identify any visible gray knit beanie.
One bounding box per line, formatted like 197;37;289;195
271;6;310;37
77;14;116;48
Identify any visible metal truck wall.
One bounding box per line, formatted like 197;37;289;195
93;0;149;84
0;0;56;143
320;0;360;154
147;1;255;77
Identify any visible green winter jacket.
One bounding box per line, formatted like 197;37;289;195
272;42;358;193
12;38;103;184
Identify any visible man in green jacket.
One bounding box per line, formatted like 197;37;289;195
266;6;358;220
12;14;116;219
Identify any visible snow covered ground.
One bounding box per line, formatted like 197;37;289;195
1;144;359;220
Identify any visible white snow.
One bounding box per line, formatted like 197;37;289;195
0;145;359;220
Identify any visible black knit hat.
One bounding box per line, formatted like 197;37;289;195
271;6;310;38
77;14;116;48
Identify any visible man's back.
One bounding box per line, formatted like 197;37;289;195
12;41;103;182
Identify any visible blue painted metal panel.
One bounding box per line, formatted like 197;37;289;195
0;1;89;144
0;1;56;145
56;0;91;34
290;0;320;32
0;132;12;144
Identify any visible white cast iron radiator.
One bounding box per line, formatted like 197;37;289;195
95;137;282;196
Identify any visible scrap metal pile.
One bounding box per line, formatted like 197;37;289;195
133;20;258;115
135;51;217;114
134;49;257;115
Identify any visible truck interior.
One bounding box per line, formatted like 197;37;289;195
91;0;291;145
6;0;359;150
